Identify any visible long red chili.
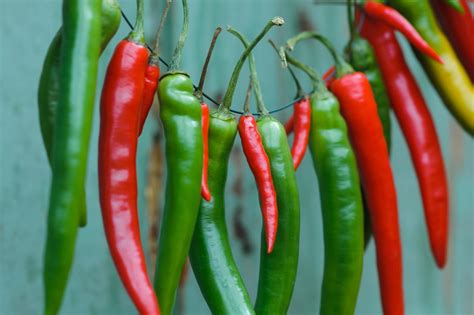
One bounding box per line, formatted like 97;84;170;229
363;0;443;63
200;103;211;201
360;11;449;268
239;113;278;253
331;72;404;315
286;31;404;314
98;1;160;313
431;0;474;81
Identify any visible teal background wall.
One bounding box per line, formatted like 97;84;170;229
1;0;473;314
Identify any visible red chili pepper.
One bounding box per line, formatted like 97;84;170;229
431;0;474;81
363;0;443;63
99;37;160;315
285;69;333;135
331;72;404;315
239;114;278;253
360;12;449;268
200;102;211;201
138;63;160;135
290;97;311;169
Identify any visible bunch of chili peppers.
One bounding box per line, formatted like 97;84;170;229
37;0;472;313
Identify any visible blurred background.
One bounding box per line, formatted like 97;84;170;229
1;0;473;314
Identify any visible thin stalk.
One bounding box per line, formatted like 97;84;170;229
195;27;222;101
169;0;189;71
280;48;326;93
220;17;284;112
151;0;172;61
286;31;353;77
228;27;268;115
348;0;355;42
268;39;304;98
243;78;253;114
129;0;145;43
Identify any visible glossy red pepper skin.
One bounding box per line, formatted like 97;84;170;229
431;0;474;81
98;40;160;315
290;97;311;169
330;72;404;315
360;14;449;268
363;0;443;63
200;102;211;201
239;115;278;253
138;63;160;135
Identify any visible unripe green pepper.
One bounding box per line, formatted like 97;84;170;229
38;0;121;227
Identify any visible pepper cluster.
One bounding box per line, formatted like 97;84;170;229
37;0;472;314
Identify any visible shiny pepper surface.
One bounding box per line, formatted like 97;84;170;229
189;110;254;314
38;0;121;227
254;116;300;315
154;72;203;315
43;1;102;314
389;0;474;134
331;72;404;315
310;90;364;315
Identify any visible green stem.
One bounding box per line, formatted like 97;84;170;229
151;0;172;62
228;27;268;115
220;17;284;112
286;31;353;78
280;49;326;93
243;77;253;114
129;0;145;44
268;39;304;98
348;0;354;42
169;0;189;71
195;27;222;101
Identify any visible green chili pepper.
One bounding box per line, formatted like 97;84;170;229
38;0;121;227
282;51;364;315
189;17;283;315
153;1;203;314
227;26;299;314
43;0;102;314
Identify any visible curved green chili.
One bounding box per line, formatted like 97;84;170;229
282;51;364;315
38;0;121;227
43;0;102;314
189;17;283;315
228;29;300;314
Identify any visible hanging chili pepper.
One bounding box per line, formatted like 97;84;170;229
43;1;102;314
38;0;121;228
152;1;206;314
189;18;282;315
98;0;160;313
389;0;474;134
431;0;474;82
286;31;404;315
362;0;443;63
229;26;300;314
269;39;311;170
281;49;364;315
359;5;449;268
231;31;279;254
137;0;173;136
194;27;223;202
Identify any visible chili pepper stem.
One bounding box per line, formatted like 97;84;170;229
195;27;222;101
286;31;354;77
228;27;269;115
220;17;284;112
129;0;145;44
268;39;304;98
150;0;172;64
169;0;189;71
243;78;253;114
